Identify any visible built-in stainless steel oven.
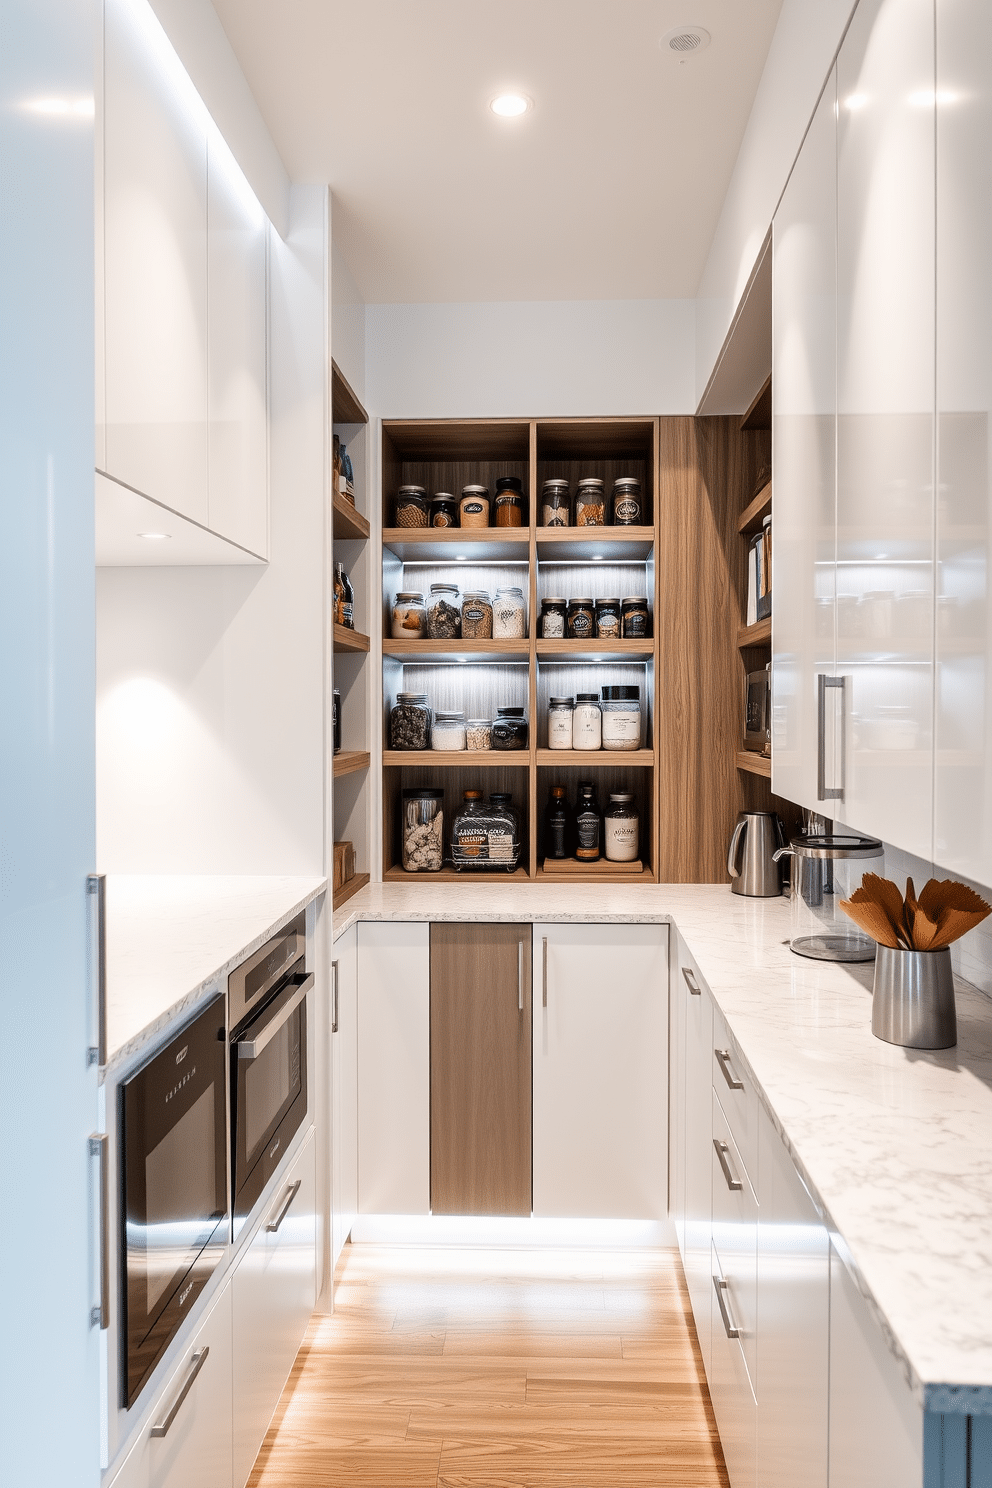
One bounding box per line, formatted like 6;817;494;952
229;912;310;1230
120;995;228;1409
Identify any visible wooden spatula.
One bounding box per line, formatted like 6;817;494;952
838;893;902;949
857;873;914;949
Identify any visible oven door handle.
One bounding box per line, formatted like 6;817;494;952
237;973;313;1061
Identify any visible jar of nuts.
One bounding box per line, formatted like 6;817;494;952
427;584;462;639
389;693;432;751
401;787;444;872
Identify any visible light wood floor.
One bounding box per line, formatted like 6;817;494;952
248;1242;730;1488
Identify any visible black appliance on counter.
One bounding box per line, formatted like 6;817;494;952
229;912;310;1232
120;995;228;1408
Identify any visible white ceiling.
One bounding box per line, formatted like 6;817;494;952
211;0;784;304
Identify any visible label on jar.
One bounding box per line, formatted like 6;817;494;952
622;610;648;638
464;605;487;622
542;610;565;638
461;501;485;516
572;707;601;749
605;816;639;861
542;506;568;527
613;497;641;525
456;830;486;858
548;712;572;748
602;710;640;745
487;830;514;862
596;612;620;640
569;611;594;638
575;811;600;859
432;513;454;527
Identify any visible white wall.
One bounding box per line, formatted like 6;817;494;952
695;0;857;406
366;298;695;419
332;227;367;403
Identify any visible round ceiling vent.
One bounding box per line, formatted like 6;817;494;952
661;26;711;55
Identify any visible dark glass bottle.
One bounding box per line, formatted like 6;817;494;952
574;781;601;862
544;785;569;860
334;561;355;629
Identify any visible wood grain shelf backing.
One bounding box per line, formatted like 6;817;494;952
333;749;371;778
738;616;771;648
537;638;654;662
383;865;530;884
384;750;528;767
536;749;654;767
741;373;772;431
334;623;371;654
331;359;368;426
333;871;370;909
535;527;655;562
737;481;772;535
737;750;772;778
333;491;370;542
383;528;530;562
384;637;530;662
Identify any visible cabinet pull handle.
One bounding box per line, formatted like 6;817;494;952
266;1178;302;1233
518;941;524;1012
716;1048;744;1091
713;1274;741;1339
542;937;548;1009
87;874;106;1067
713;1138;743;1191
150;1347;209;1438
817;673;845;801
89;1133;108;1329
331;960;339;1033
682;966;701;996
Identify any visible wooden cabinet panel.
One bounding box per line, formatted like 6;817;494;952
429;923;532;1216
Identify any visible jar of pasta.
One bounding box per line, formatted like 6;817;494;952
575;478;606;526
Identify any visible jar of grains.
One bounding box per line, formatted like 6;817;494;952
547;697;574;750
541;478;570;527
604;793;639;862
401;787;444;872
466;718;492;750
611;477;642;526
572;693;602;750
395;486;429;527
566;597;596;640
391;591;427;639
390;693;432;750
427;583;461;639
539;597;568;638
575;477;606;526
600;685;641;750
459;485;490;528
491;707;528;750
430;493;458;528
431;710;467;750
461;590;493;639
493;476;524;527
493;587;526;639
594;597;622;640
621;596;650;638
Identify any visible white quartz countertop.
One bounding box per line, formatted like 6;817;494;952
103;875;326;1075
335;879;992;1414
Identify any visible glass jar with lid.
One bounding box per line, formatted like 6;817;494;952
391;591;427;639
493;587;526;639
460;590;493;639
604;793;639;862
601;685;641;750
395;486;429;528
430;492;458;528
539;597;567;639
572;693;602;750
621;597;650;638
611;477;642;526
451;790;521;871
431;710;467;751
493;476;524;527
488;793;522;867
594;598;622;641
491;707;528;750
575;478;606;526
466;718;492;750
389;693;432;750
567;598;596;640
427;583;461;639
541;478;570;527
547;697;574;750
401;787;444;871
459;485;490;528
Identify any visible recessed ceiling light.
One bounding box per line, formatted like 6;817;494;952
490;93;531;118
138;531;170;540
661;26;711;56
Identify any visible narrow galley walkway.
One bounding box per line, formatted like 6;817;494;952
248;1243;729;1488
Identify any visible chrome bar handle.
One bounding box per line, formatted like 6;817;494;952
150;1347;209;1437
266;1178;302;1234
331;960;339;1034
817;674;845;801
87;874;106;1067
713;1273;741;1339
518;941;524;1012
682;965;701;997
716;1048;744;1091
714;1138;743;1191
542;937;548;1009
89;1133;108;1329
237;974;313;1060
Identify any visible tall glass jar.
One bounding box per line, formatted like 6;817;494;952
427;583;461;639
539;597;567;639
604;793;639;862
601;685;641;751
572;693;602;750
391;591;426;639
493;587;526;639
575;478;606;526
401;787;444;871
460;590;493;639
389;693;432;750
548;697;574;750
541;478;571;527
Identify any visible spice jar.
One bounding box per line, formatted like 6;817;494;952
575;477;606;526
594;597;622;641
493;476;524;527
541;478;570;527
461;590;493;640
427;583;461;639
601;685;641;751
466;718;492;750
459;485;490;528
611;477;642;526
621;596;650;639
389;693;432;751
572;693;602;750
604;793;639;862
493;587;526;639
548;697;574;750
491;707;528;750
566;597;596;640
431;710;467;751
395;486;429;528
430;493;458;528
539;597;567;639
401;787;444;871
391;591;427;639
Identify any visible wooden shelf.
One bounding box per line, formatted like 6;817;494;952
383;865;530;883
383;750;529;767
334;623;370;654
333;871;370;908
331;359;368;426
536;861;654;883
741;374;771;432
737;751;771;778
382;528;530;563
537;749;654;767
334;750;370;778
536;527;655;562
384;637;529;662
738;481;772;535
333;491;370;542
537;639;654;663
738;616;771;648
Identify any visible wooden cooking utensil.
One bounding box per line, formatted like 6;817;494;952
858;873;914;949
838;894;902;949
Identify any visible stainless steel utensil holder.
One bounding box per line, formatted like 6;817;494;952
871;945;956;1049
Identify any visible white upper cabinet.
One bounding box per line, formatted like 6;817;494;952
103;0;208;525
934;0;992;881
835;0;935;857
772;71;839;813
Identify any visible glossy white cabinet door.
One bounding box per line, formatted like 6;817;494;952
109;1283;233;1488
934;0;992;882
356;923;430;1215
756;1106;829;1488
670;938;687;1257
711;1094;757;1393
682;940;714;1379
828;1243;922;1487
531;924;668;1219
836;0;935;857
331;925;359;1268
207;144;268;555
103;0;208;521
232;1131;317;1488
772;70;839;812
709;1245;757;1488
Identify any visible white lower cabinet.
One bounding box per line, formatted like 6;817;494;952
232;1129;317;1488
681;938;714;1377
331;925;359;1266
710;1094;757;1488
710;1240;757;1488
109;1283;233;1488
